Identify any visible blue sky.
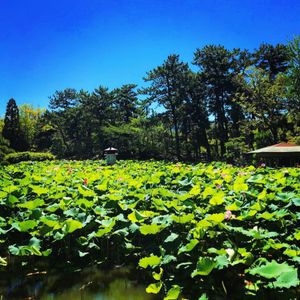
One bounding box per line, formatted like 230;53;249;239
1;0;300;116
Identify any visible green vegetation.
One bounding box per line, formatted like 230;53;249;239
1;37;300;162
3;151;55;164
0;160;299;299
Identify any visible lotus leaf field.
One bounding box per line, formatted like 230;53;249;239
0;160;299;299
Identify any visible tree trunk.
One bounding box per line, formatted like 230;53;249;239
173;116;181;160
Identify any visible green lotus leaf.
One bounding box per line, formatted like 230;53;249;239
78;186;96;197
191;257;216;277
128;210;146;223
0;257;7;266
164;232;179;243
146;281;162;294
164;285;181;299
63;219;83;234
249;260;296;279
30;185;48;195
18;199;45;210
139;255;161;268
214;255;229;269
95;219;116;237
292;197;300;206
13;220;37;232
40;215;61;229
209;192;225;205
272;269;299;289
171;213;194;224
152;267;163;280
139;223;164;235
178;239;199;254
233;178;248;192
206;213;224;224
2;185;18;194
258;211;275;220
198;293;209;300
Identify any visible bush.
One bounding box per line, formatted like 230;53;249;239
4;152;55;164
0;145;15;162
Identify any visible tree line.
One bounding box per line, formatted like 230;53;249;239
1;37;299;163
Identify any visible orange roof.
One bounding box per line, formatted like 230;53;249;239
272;143;298;147
248;143;300;154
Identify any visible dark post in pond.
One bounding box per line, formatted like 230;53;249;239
104;147;118;165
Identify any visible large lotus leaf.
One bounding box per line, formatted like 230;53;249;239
206;213;224;224
196;219;212;229
189;185;201;196
128;210;146;223
0;257;7;266
30;185;48;195
209;192;225;206
276;192;295;202
76;198;94;208
63;219;83;234
139;255;161;268
272;269;299;289
164;232;179;243
225;202;240;211
146;282;162;294
161;254;177;265
139;224;164;235
246;174;265;184
249;260;296;279
294;230;300;240
152;214;173;225
7;194;19;205
202;186;214;199
198;294;209;300
13;220;37;232
292;198;300;206
164;285;181;299
78;186;96;197
8;244;42;256
283;249;299;257
178;239;199;254
191;257;216;277
258;211;275;220
2;185;18;194
233;178;248;192
18;199;45;210
152;267;163;280
171;213;194;224
95;219;116;237
214;255;229;269
40;215;61;229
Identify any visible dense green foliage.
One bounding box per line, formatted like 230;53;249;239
1;37;299;162
3;152;55;164
0;160;299;299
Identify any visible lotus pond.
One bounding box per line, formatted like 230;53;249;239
0;160;299;299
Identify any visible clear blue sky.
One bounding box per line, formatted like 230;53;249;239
1;0;300;116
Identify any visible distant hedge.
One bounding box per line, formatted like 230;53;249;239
4;152;55;164
0;145;15;162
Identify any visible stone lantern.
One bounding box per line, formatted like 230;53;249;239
104;147;118;165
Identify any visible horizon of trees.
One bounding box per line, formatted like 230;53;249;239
1;37;299;163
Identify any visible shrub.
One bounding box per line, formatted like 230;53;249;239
0;145;15;162
4;151;55;164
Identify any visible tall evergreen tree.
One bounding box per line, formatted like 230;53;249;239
193;46;243;158
254;43;289;80
2;98;27;151
112;84;139;123
143;54;190;159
